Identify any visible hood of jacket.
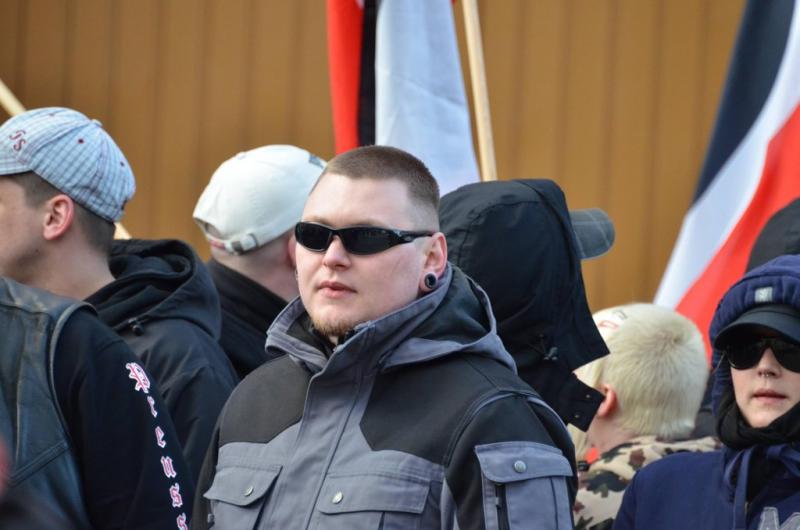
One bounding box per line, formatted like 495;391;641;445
439;179;608;373
87;238;222;339
264;264;516;378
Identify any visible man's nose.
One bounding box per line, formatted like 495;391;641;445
322;236;352;268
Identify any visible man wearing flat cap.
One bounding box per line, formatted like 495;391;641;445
0;108;194;528
0;107;237;485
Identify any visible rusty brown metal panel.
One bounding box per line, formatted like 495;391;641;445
18;0;68;109
246;0;296;148
592;0;662;310
64;0;112;119
149;0;206;246
107;0;160;235
0;0;23;111
556;0;614;306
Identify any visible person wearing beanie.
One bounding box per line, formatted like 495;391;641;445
616;255;800;529
193;145;325;378
571;303;718;530
0;107;237;488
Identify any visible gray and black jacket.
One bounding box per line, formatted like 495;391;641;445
194;265;576;529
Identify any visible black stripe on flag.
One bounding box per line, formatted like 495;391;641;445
358;0;377;146
694;0;795;202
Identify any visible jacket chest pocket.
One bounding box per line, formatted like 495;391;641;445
314;472;430;530
204;463;281;529
476;441;573;530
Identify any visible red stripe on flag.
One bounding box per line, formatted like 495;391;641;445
677;102;800;357
327;0;363;153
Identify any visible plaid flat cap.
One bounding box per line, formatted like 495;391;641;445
0;107;135;222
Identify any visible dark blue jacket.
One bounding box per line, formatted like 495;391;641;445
615;255;800;530
615;448;800;529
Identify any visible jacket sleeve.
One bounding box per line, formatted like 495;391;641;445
190;421;221;530
162;358;234;484
54;312;194;530
130;326;238;485
444;394;575;530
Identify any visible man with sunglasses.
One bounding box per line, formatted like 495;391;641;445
193;145;575;529
615;255;800;530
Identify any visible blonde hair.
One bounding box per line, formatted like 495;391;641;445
576;303;708;441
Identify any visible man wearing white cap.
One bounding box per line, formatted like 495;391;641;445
194;145;325;378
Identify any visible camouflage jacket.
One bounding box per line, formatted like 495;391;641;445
573;435;720;530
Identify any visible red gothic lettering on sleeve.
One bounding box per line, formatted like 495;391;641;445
169;483;183;508
147;396;158;417
160;456;177;478
155;426;167;448
125;362;151;394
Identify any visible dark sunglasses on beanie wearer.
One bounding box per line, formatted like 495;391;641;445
722;336;800;372
715;303;800;373
295;222;433;255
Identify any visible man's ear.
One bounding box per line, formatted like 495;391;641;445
595;384;618;418
418;232;448;292
42;194;76;241
423;232;448;275
286;233;297;268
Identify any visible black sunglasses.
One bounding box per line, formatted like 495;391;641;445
723;337;800;373
295;222;433;255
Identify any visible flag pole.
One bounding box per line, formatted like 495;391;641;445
0;79;26;117
0;77;131;239
461;0;497;182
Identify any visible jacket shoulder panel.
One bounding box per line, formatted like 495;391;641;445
361;353;539;464
219;355;311;446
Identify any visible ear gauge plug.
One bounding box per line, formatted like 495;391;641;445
424;273;438;290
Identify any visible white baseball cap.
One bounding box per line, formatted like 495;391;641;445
193;145;325;254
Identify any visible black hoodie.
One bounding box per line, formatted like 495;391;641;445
87;239;239;483
440;180;608;430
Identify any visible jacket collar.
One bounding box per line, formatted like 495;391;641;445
265;264;515;379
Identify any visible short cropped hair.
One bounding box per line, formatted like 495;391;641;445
3;171;115;254
319;145;440;229
577;303;708;440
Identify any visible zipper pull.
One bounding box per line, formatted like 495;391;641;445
127;317;145;336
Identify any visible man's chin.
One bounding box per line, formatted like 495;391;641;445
311;316;359;339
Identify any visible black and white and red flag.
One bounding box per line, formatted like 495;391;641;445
327;0;479;193
655;0;800;351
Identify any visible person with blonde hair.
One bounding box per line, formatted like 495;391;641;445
572;303;718;530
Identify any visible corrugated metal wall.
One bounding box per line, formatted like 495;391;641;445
0;0;745;311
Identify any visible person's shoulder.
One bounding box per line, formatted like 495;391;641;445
127;318;236;377
633;447;721;487
217;355;310;445
430;351;532;394
61;307;124;345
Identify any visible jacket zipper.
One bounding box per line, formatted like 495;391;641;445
496;483;510;530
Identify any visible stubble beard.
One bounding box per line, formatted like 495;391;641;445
310;315;359;341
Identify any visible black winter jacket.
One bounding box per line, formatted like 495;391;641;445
87;239;239;483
